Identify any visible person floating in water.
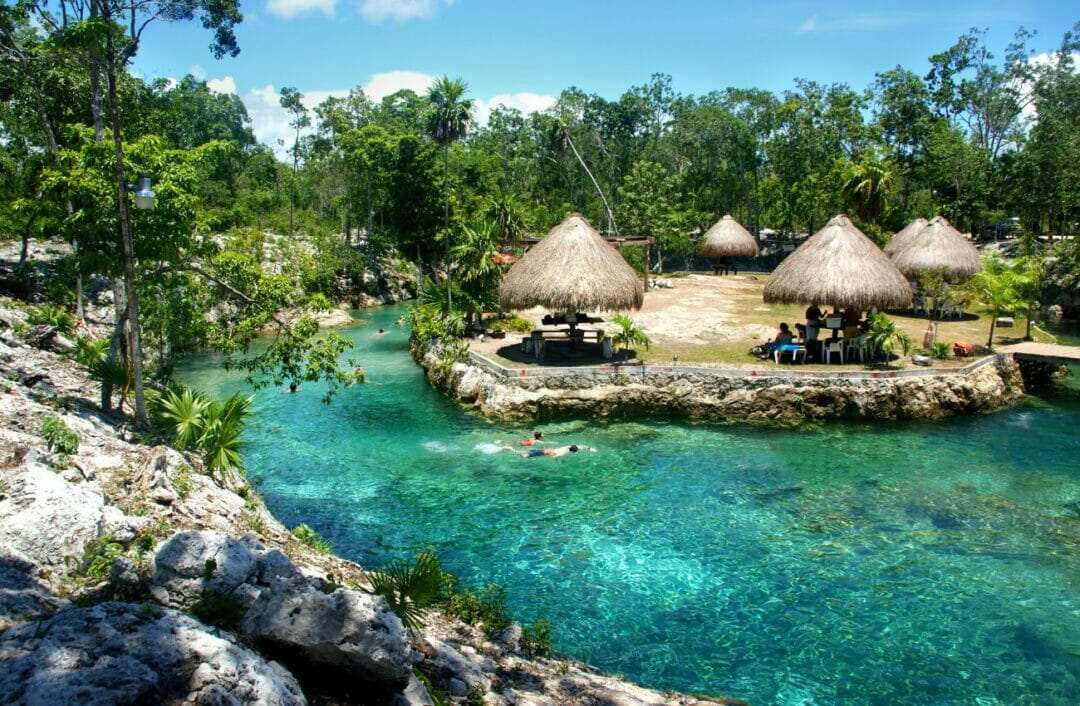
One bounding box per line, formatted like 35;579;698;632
517;444;595;458
285;381;299;393
396;316;405;326
519;431;546;446
374;327;387;337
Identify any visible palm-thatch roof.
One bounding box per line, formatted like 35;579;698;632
887;216;983;281
696;215;759;258
499;214;644;312
763;214;912;311
882;217;929;257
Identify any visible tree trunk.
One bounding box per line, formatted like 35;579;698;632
443;144;452;313
986;315;997;350
566;134;618;235
105;36;148;428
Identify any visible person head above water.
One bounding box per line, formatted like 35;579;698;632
569;445;579;453
533;431;543;440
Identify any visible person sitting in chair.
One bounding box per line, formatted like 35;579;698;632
756;323;794;359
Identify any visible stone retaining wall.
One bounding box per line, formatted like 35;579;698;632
417;342;1026;423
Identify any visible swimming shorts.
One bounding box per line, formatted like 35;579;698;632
527;449;545;458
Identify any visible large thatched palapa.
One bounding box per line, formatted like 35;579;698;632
696;215;759;258
882;217;929;257
887;216;983;281
499;214;644;313
764;214;912;311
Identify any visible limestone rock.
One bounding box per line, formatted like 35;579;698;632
0;602;306;705
0;556;68;631
150;530;296;608
419;637;493;696
0;454;127;569
391;673;435;706
133;445;180;505
241;576;412;692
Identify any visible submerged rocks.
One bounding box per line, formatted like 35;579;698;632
0;602;307;706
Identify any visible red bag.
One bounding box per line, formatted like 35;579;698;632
953;342;973;357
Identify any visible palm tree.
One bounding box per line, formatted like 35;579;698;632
548;117;618;235
426;76;474;313
450;219;502;329
864;313;912;363
964;252;1029;349
611;314;650;361
483;189;530;246
842;158;894;226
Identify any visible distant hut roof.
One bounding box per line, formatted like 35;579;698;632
763;214;912;311
887;216;983;281
883;217;929;257
499;214;644;312
696;215;759;258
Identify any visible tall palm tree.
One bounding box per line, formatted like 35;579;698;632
842;158;894;226
548;118;618;235
426;76;474;313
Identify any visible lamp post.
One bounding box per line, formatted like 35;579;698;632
120;173;154;428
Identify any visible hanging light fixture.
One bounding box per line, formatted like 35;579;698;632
132;175;155;210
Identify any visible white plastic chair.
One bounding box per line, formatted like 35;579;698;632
845;336;866;362
824;340;844;364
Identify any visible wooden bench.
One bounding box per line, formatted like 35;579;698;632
521;328;607;361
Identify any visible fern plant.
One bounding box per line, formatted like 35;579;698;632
42;416;79;455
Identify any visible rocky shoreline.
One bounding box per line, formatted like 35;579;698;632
0;300;736;705
415;341;1028;423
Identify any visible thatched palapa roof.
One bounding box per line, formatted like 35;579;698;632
763;214;912;311
887;216;982;281
882;217;929;257
696;215;759;258
499;214;644;312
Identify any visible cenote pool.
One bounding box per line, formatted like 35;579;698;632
179;304;1080;706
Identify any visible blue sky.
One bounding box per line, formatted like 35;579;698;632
130;1;1077;154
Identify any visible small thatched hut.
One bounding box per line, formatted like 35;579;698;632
499;214;644;313
883;217;929;257
887;216;983;281
696;215;759;258
763;214;912;311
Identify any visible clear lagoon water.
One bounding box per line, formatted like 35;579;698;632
179;304;1080;706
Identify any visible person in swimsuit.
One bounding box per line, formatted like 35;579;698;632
521;444;595;458
520;431;545;446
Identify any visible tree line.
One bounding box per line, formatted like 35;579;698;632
1;3;1078;426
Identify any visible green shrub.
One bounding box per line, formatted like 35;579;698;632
442;579;512;637
930;341;951;360
522;618;553;657
82;535;123;580
42;416;79;455
28;304;75;336
367;550;445;631
155;387;251;480
488;315;532;333
292;523;332;554
171;464;194;499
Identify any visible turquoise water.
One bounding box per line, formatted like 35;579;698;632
179;305;1080;706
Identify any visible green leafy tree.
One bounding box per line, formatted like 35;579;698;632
616;159;687;270
963;252;1027;349
280;87;310;235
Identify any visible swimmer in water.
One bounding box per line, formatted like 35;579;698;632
519;431;545;446
374;327;387;337
517;444;595;458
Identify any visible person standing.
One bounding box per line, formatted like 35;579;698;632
804;303;822;360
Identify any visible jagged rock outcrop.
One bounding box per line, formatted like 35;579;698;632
417;341;1026;423
151;530;412;695
0;602;307;705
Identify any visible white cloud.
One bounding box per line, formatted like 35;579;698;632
240;73;555;159
207;76;238;94
796;16;816;35
358;0;455;24
189;64;207;80
796;12;927;35
266;0;337;20
364;70;436;100
473;92;557;125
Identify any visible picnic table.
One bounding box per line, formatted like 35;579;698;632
521;328;608;361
